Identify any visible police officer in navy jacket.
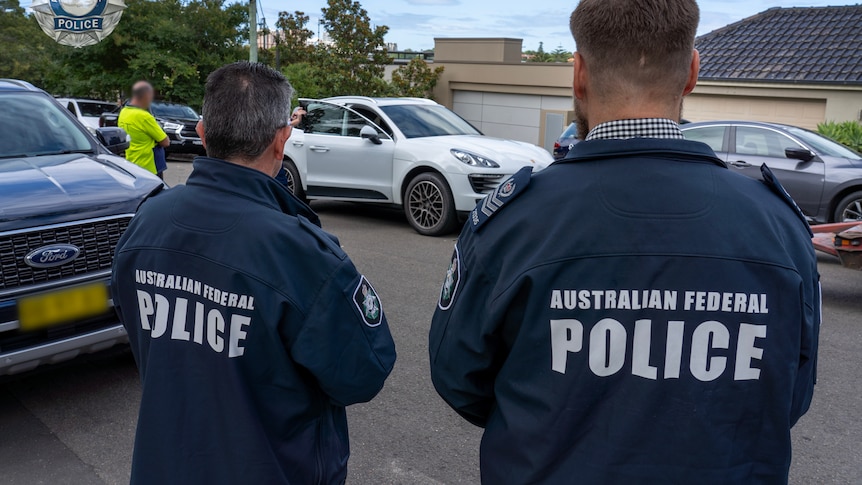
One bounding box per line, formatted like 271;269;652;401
113;62;396;485
430;1;819;483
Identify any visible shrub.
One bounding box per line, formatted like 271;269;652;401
817;121;862;153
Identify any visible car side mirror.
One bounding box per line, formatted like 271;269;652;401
96;127;130;155
785;147;815;162
360;125;382;145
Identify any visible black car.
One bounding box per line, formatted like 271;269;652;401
0;79;163;375
682;121;862;223
101;101;205;156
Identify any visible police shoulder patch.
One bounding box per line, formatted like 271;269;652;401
470;166;533;232
438;245;461;310
760;164;813;237
353;276;383;327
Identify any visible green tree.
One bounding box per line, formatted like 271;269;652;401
818;121;862;153
274;10;314;68
391;57;444;99
549;45;572;63
315;0;391;96
0;0;57;83
41;0;247;106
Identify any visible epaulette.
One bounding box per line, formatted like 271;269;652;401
760;164;813;237
470;166;532;232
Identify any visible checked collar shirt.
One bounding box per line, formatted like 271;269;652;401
585;118;684;141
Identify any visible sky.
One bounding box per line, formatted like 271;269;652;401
252;0;859;51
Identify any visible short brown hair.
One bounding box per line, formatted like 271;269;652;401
570;0;699;97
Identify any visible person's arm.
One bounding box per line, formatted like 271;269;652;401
290;260;396;406
790;259;821;426
144;114;170;147
429;241;503;428
290;108;306;128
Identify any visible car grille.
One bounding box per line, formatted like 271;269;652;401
469;174;505;194
181;121;199;139
0;216;132;291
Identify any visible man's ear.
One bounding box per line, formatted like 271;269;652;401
683;49;700;96
573;52;588;101
195;120;207;149
273;125;292;159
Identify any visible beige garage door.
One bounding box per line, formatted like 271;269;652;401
684;94;826;130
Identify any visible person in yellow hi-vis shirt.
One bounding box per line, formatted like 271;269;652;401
118;81;169;179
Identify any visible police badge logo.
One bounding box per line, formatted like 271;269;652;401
30;0;127;48
353;276;383;327
499;180;516;198
438;246;461;310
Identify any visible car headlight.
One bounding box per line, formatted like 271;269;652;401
161;121;183;134
451;149;500;168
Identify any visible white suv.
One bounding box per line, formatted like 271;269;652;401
283;97;553;236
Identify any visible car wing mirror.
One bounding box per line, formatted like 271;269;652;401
360;125;383;145
785;147;815;162
96;127;130;155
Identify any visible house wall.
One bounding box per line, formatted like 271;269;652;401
431;38;862;147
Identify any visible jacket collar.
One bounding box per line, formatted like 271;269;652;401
558;138;727;169
187;156;321;227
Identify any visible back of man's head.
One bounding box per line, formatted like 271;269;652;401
131;81;154;107
570;0;700;100
202;61;293;163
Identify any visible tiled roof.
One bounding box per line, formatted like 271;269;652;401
696;5;862;85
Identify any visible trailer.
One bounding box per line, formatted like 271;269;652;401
812;222;862;270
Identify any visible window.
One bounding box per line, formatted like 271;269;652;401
304;103;369;137
683;126;725;152
77;102;117;118
380;105;481;138
735;127;801;158
66;102;76;114
351;106;394;138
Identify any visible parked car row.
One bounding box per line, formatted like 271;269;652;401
98;100;205;156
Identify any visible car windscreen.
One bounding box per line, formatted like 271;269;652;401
151;103;198;120
0;94;92;158
380;105;481;138
78;102;117;117
559;123;579;140
785;127;861;160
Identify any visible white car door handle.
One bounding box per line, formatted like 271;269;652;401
291;140;304;147
309;145;330;153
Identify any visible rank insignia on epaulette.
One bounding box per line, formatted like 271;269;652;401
470;166;532;232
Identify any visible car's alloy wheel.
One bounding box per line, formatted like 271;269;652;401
835;191;862;222
404;173;458;236
282;158;305;201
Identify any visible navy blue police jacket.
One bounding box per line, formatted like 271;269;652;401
112;157;396;485
430;138;820;484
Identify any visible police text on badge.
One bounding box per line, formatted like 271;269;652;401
134;270;255;358
549;288;769;381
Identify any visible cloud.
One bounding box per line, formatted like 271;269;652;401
404;0;460;5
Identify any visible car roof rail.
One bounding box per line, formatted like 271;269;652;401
0;79;41;92
323;95;378;104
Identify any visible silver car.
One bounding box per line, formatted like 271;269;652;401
682;121;862;222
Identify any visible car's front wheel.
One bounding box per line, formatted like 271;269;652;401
282;158;305;201
404;173;458;236
834;190;862;222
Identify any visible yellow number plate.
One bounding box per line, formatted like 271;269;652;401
18;283;109;331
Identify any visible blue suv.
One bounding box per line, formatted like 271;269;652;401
0;79;163;375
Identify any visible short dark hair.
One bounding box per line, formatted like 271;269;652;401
202;62;293;162
570;0;699;97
